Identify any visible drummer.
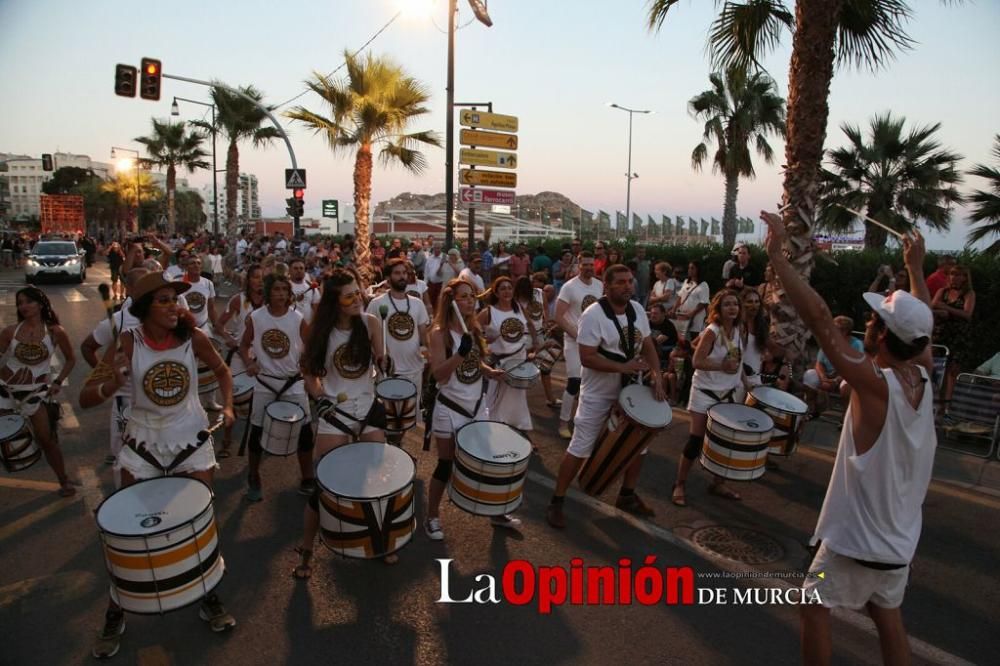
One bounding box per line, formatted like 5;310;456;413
424;278;508;541
79;271;236;657
554;252;604;439
182;254;223;411
239;271;314;502
546;264;665;529
515;274;561;407
478;275;537;442
289;257;321;326
294;269;389;578
367;257;430;420
0;286;76;496
736;287;770;403
671;289;744;507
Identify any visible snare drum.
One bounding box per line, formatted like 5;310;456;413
0;413;39;472
533;343;563;374
579;384;671;495
96;476;224;614
500;357;540;389
376;378;418;435
316;443;416;559
450;421;532;516
231;374;254;417
745;386;808;456
196;340;225;395
700;403;774;481
260;400;305;456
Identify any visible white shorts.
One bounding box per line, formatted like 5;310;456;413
687;387;736;415
316;395;382;438
116;440;217;481
564;337;582;378
566;394;614;458
250;382;311;428
802;542;909;609
109;394;131;456
432;398;484;438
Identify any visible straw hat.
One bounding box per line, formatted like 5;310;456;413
131;271;191;304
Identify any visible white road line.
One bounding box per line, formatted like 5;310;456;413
524;470;974;666
64;288;88;302
77;466;104;515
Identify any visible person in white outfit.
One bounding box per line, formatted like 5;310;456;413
554;252;603;439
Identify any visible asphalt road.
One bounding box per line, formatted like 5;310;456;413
0;262;996;665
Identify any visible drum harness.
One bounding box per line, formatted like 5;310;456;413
237;373;303;456
595;297;638;389
422;334;489;451
124;418;224;475
696;327;743;404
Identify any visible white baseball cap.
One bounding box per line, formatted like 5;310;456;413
862;290;933;344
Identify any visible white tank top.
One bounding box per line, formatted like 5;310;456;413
522;288;545;331
321;326;375;417
230;293;258;343
183;277;215;329
690;323;743;394
438;329;484;407
813;364;936;563
127;328;208;453
3;322;55;387
486;305;528;357
250;306;303;382
290;279;319;325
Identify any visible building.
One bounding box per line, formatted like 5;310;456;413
203;172;260;231
0;152;111;220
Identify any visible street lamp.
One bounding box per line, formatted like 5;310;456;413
111;146;141;237
444;0;493;252
172;96;219;235
608;103;652;236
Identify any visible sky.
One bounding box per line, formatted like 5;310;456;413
1;0;998;250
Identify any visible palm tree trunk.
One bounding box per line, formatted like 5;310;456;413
166;165;176;236
773;0;844;361
353;144;374;286
722;171;739;249
226;139;239;239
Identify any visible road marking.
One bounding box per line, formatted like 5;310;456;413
77;466;104;515
525;470;974;666
0;571;96;610
0;495;79;542
64;288;88;302
137;645;173;666
60;401;79;429
0;477;61;492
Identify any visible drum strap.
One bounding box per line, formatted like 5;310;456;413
124;437;206;475
699;388;735;404
322;400;385;442
489;344;525;366
597;297;636;360
437;392;483;421
257;373;303;399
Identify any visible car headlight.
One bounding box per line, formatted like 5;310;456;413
25;259;37;266
66;257;79;264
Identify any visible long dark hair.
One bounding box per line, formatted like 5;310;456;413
243;264;263;303
513;275;534;304
16;286;59;325
303;269;371;377
263;272;291;306
740;287;768;353
130;286;195;342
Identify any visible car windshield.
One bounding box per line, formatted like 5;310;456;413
34;243;77;256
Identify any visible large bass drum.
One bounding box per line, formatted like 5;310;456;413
0;413;39;472
450;421;532;516
745;386;807;456
700;403;774;481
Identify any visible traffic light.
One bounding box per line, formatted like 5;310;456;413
139;58;162;101
41;154;53;171
293;189;304;217
114;64;137;97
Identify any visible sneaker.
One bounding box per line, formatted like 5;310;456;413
199;593;236;632
92;610;125;659
298;478;317;496
490;514;522;529
546;503;566;529
245;484;263;503
616;493;656;518
558;424;572;439
424;517;444;541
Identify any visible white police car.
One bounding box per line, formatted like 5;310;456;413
25;240;87;283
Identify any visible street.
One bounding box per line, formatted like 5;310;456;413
0;263;996;665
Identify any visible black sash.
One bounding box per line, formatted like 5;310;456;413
596;297;636;386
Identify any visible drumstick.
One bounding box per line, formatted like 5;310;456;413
378;304;389;362
452;301;469;334
836;204;904;239
196;416;227;444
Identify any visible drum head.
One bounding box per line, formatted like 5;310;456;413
709;403;773;433
376;378;417;400
750;386;808;415
265;400;305;422
619;384;671;429
502;358;539;379
232;373;255;395
316;443;415;500
0;414;26;438
455;421;532;463
96;477;212;537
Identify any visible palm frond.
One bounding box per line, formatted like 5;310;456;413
646;0;684;31
708;0;793;72
836;0;915;71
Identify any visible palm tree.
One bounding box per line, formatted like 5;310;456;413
102;171;160;236
818;113;963;249
286;50;441;284
135;118;209;236
193;86;281;238
689;70;786;249
966;135;1000;254
648;0;943;358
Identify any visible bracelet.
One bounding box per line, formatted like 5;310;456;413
97;382;109;400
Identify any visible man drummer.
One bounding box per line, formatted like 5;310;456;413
239;271;314;502
366;258;430;432
761;211;936;666
554;251;604;439
289;257;321;326
183;254;224;411
546;264;666;529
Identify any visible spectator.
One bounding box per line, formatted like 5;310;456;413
723;242;759;289
478;240;494;282
868;264;910;296
106;242;126;301
669;260;710;340
371;237;386;276
974;350;1000;378
387;237;405;260
409;240;427;278
509;244;531;280
648;303;679;366
803;315;863;416
648;261;676;309
494;241;512;274
664;338;692;406
425;241;445;308
593;242;608;276
440;247;464;284
925;254;957;298
459;255;485;295
634;246;651;306
932;265;976;402
552;249;572;293
531;244;552;276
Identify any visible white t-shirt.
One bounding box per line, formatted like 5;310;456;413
274;239;287;253
459;268;484;294
674;280;710;332
405;279;428;299
92;298;142;399
236;239;248;258
557;275;604;336
290;279;320;325
367;292;429;374
425;253;444;284
183;277;216;329
164;265;185;282
206;253;223;274
577;299;650;400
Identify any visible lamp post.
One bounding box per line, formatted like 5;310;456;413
608;103;651;237
172;96;219;235
111;146;141;238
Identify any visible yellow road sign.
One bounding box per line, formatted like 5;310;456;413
459;149;518;169
460;129;518;151
459;110;519;132
459;169;517;188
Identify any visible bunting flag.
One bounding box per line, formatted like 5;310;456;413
632;212;642;233
711;217;720;235
688;218;697;236
581;209;594;233
663;215;672;235
598;210;610;234
700;219;709;236
616;211;627;233
676;215;684;235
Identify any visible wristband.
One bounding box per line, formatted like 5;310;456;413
97;382;109;400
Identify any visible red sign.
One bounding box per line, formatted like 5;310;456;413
459;187;516;206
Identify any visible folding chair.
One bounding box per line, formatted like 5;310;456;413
939;373;1000;459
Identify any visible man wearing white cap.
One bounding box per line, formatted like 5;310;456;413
762;211;936;666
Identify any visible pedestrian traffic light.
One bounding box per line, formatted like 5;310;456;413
293;189;305;217
139;58;162;101
41;154;53;171
114;64;137;97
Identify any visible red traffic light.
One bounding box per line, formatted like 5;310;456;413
145;62;158;75
139;57;162;101
293;189;304;200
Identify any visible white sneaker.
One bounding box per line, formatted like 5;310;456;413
558;424;572;439
424;517;444;541
490;514;523;529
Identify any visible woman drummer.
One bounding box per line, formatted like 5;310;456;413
516;273;561;407
424;278;509;542
672;289;744;506
79;271;237;658
293;269;387;578
736;287;770;403
0;286;76;495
